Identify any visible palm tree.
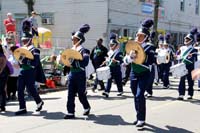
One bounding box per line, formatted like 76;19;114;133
23;0;36;16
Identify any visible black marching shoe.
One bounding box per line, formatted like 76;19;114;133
36;101;44;112
117;92;123;96
102;92;109;98
15;109;27;115
145;93;152;98
0;107;6;112
133;120;138;125
83;108;91;115
91;87;97;93
136;121;145;127
64;114;75;119
187;96;193;100
177;95;184;101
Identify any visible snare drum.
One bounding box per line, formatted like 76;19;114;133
170;63;188;77
157;51;170;64
96;66;111;80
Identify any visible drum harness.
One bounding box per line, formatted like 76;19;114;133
106;49;120;67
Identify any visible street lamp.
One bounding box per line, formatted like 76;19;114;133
23;0;36;16
153;0;160;47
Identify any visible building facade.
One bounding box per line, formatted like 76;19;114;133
0;0;200;50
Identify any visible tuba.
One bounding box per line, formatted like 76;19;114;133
61;49;83;67
125;40;146;64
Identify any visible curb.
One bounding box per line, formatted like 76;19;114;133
39;86;67;94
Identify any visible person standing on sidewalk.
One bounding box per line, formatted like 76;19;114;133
29;11;39;37
7;45;20;101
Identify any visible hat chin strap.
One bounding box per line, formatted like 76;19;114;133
135;35;148;44
184;39;193;46
24;39;32;47
73;39;82;47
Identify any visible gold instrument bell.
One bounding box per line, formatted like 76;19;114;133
14;47;34;61
61;49;83;67
125;40;146;64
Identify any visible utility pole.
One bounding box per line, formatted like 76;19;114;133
153;0;160;47
23;0;36;16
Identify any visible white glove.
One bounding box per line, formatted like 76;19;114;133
123;54;134;65
130;50;136;59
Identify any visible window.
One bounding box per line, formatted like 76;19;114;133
180;0;185;12
123;29;130;37
41;12;54;25
110;29;121;36
196;0;199;15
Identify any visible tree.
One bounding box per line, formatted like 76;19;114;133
23;0;36;16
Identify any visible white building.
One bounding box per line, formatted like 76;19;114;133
0;0;200;50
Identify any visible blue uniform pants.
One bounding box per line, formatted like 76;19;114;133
131;72;150;121
17;69;42;109
105;67;123;93
146;66;155;95
162;63;171;87
67;72;90;114
0;76;8;109
178;71;194;96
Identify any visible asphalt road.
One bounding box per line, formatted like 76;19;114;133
1;77;200;133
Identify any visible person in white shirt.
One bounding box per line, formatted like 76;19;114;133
7;45;20;100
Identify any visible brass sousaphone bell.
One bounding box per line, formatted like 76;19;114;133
14;47;34;61
125;40;146;64
61;49;83;67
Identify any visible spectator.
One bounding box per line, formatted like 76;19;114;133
3;13;16;34
7;45;20;101
29;11;38;37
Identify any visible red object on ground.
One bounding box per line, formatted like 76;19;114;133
46;79;56;89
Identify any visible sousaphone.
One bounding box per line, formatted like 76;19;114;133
125;40;146;64
61;49;83;67
14;47;34;61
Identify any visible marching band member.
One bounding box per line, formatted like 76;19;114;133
0;45;9;112
194;32;200;47
90;38;108;92
102;34;124;98
123;19;154;128
177;28;198;100
64;24;91;119
162;33;174;89
15;32;45;115
155;34;165;84
194;32;200;91
145;31;157;97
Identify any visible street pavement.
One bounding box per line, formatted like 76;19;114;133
1;77;200;133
